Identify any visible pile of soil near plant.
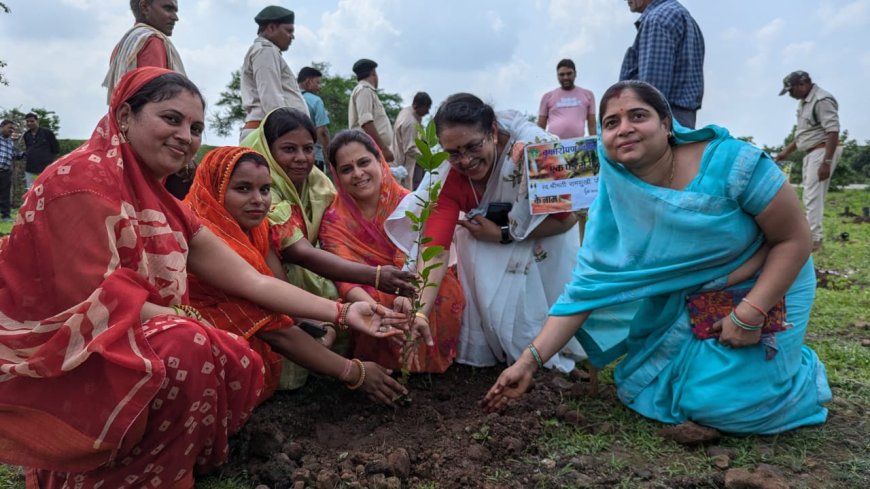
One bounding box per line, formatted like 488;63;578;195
223;363;854;489
225;365;607;489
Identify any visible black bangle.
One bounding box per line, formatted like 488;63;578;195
499;225;513;244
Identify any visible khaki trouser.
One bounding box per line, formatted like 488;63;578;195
802;145;842;243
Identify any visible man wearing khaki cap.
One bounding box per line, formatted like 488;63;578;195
348;59;394;163
774;71;841;251
239;5;310;142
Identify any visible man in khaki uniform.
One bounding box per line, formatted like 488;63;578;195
348;59;394;163
239;5;309;142
391;92;432;189
774;71;842;251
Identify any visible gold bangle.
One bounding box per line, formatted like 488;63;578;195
346;358;366;390
171;304;203;321
374;265;382;290
181;305;204;321
338;302;352;331
414;311;429;323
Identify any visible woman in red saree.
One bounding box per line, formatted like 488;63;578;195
0;68;404;489
184;146;410;403
320;130;464;373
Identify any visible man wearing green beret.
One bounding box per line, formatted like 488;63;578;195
239;5;310;142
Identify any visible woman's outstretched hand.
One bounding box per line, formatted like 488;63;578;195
358;361;408;407
347;301;406;338
480;356;537;413
391;296;434;348
378;266;416;297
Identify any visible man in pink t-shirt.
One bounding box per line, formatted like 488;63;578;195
537;59;596;139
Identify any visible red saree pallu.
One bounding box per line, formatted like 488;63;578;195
185;146;295;400
319;142;464;373
0;68;264;488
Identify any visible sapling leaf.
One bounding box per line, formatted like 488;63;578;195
426;121;437;145
432;152;449;165
415;139;433;159
421;245;444;262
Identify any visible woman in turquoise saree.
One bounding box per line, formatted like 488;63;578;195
483;81;830;435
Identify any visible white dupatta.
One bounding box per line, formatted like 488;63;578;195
386;111;584;372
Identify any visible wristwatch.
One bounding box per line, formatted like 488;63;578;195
499;225;513;244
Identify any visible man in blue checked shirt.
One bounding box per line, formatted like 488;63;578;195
0;120;21;222
620;0;705;128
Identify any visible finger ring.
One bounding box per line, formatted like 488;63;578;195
501;395;508;402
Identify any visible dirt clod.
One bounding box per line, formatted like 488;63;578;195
724;465;790;489
555;404;586;426
315;469;340;489
283;441;303;461
658;421;722;445
500;435;523;454
567;455;597;471
712;453;731;469
386;448;410;479
466;444;491;462
550;375;574;391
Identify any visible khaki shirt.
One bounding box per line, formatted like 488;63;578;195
794;84;840;152
391;106;421;183
349;80;393;153
240;36;309;124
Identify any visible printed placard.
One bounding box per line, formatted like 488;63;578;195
525;137;599;214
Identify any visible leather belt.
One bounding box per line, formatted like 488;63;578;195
809;141;842;152
243;120;261;130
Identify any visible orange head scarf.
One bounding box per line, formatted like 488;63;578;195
185;146;272;276
184;146;292;338
324;130;409;260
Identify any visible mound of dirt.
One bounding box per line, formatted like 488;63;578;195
226;364;607;489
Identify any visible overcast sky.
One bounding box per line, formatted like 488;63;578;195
1;0;868;149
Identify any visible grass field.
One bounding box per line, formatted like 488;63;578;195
1;188;868;488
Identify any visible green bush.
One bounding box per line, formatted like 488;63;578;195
57;139;86;156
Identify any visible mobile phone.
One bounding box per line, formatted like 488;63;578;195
485;202;512;227
298;320;328;338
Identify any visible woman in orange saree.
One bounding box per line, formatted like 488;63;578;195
185;146;410;403
320;130;464;373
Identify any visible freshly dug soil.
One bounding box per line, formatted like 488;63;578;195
223;364;852;489
226;364;605;489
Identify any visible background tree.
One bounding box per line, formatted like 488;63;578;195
0;2;8;86
0;107;61;135
208;62;403;139
209;70;244;138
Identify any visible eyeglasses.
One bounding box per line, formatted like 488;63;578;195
445;138;486;164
